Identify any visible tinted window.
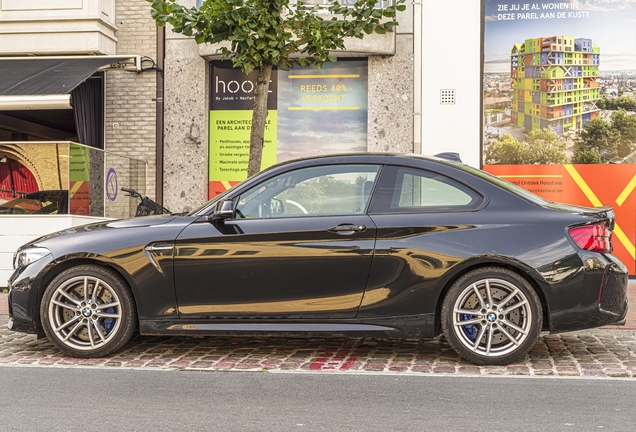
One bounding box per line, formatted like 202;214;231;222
370;166;482;213
236;164;381;218
452;163;551;206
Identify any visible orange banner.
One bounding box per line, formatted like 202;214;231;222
209;180;241;198
485;164;636;274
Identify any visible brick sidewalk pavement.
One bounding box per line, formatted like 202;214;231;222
1;281;634;377
1;315;635;378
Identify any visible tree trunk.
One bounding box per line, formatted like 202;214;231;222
248;63;274;177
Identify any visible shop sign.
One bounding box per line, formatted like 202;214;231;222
208;60;369;198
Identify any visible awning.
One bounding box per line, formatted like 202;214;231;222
0;56;141;110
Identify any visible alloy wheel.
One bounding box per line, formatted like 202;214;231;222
47;275;123;351
451;277;533;358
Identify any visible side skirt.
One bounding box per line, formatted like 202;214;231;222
139;314;435;339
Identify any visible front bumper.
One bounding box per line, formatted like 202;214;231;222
6;253;55;335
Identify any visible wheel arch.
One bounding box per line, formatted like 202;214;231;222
33;257;140;335
433;258;551;337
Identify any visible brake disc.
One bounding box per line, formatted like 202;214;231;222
462;287;522;345
61;283;113;341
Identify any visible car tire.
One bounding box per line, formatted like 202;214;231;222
40;264;137;358
441;267;542;365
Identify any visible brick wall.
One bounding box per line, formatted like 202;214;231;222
105;0;157;199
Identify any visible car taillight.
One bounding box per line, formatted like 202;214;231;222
568;222;612;253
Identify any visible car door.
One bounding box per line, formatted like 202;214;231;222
359;164;486;318
173;164;381;319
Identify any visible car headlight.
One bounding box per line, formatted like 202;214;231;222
13;247;51;270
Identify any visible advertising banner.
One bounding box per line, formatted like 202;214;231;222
209;63;278;198
486;164;636;273
209;60;368;198
483;0;636;272
69;143;90;216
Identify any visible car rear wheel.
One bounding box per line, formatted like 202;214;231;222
40;265;137;358
441;267;542;365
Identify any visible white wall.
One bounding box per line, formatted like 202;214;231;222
420;0;482;168
0;0;117;56
0;216;109;288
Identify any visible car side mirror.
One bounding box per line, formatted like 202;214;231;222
270;198;284;215
209;199;235;222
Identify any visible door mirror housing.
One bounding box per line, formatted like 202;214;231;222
209;199;235;222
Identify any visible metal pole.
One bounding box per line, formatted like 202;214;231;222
155;26;165;204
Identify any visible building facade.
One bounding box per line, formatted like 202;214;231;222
510;36;601;135
0;0;486;286
0;0;487;207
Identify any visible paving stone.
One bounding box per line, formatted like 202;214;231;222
1;316;636;377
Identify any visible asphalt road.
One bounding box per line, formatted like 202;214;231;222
1;367;635;431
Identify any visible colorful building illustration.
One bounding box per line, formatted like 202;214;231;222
510;36;601;135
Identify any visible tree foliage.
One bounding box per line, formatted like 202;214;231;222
525;128;568;164
149;0;405;175
597;96;636;112
611;109;636;157
571;141;602;164
576;116;620;161
485;134;529;165
485;129;566;165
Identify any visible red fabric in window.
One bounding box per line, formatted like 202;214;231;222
0;158;39;200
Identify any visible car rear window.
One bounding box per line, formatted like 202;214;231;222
453;163;552;206
371;166;483;213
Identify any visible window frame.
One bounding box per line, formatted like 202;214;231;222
234;163;383;219
368;165;485;214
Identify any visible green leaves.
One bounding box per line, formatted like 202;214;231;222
146;0;405;73
485;130;568;165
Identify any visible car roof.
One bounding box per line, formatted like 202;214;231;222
266;153;461;170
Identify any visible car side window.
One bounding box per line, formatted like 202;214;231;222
370;166;482;213
235;164;381;218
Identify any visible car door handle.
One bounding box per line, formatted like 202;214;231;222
328;224;367;234
145;243;174;251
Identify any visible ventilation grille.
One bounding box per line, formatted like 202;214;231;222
440;89;456;105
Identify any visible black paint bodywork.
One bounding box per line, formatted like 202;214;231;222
7;154;629;339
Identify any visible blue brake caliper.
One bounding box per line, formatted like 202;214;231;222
104;298;116;335
461;314;476;341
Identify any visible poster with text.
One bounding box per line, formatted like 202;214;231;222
69;144;90;216
483;0;636;166
484;1;636;273
208;60;368;198
209;63;278;198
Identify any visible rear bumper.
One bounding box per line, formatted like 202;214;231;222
547;253;629;333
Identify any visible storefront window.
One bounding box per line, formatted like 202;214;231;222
0;142;146;218
0;157;38;202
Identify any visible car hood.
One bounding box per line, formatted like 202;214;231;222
18;215;189;256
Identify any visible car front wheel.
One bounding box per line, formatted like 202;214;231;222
441;267;542;365
40;265;137;358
